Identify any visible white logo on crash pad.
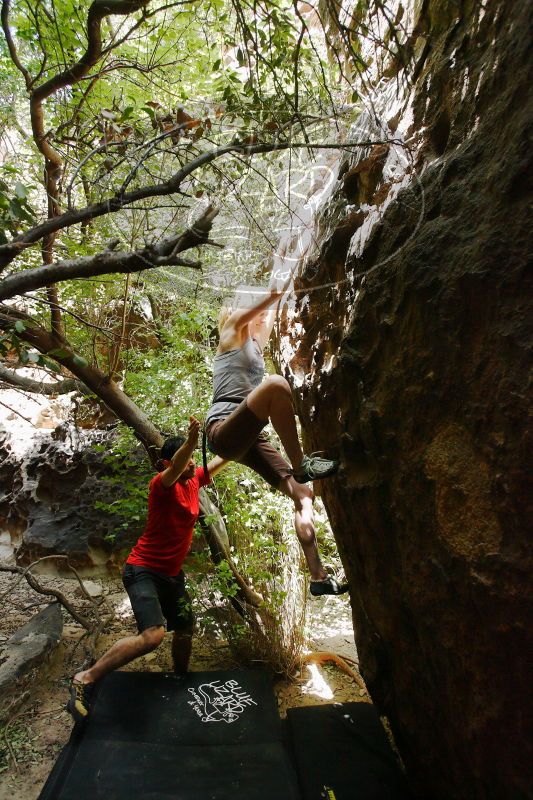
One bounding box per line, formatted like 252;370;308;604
188;679;257;724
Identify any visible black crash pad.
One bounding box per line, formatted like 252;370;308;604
40;670;300;800
286;702;412;800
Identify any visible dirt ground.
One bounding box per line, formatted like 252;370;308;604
0;570;367;800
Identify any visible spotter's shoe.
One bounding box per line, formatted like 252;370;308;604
310;576;349;596
67;678;94;723
293;453;339;483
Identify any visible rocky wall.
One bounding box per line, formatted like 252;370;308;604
0;422;144;570
280;0;532;796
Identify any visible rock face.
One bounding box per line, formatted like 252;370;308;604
0;423;145;569
279;1;532;797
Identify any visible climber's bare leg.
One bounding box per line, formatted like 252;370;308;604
278;476;327;581
74;625;166;684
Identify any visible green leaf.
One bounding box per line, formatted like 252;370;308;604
9;198;34;223
14;182;28;199
72;354;88;368
14;320;25;332
142;106;156;121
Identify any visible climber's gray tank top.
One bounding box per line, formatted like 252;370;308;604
205;337;264;425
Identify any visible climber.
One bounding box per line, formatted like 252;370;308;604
204;283;348;597
67;416;227;723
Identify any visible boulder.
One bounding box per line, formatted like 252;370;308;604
279;0;532;796
0;603;63;721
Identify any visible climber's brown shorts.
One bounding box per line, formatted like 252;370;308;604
205;399;292;489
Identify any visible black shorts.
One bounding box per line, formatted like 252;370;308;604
122;564;194;634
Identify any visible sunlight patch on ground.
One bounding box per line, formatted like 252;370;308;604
305;595;357;664
306;597;353;639
301;662;335;700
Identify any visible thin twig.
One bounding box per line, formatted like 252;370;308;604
0;399;36;426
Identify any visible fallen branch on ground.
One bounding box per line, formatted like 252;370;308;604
298;651;368;693
0;556;110;630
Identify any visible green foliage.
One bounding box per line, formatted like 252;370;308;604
0;173;36;245
215;467;292;584
122;298;216;431
211;559;240;599
92;441;153;537
0;0;360;381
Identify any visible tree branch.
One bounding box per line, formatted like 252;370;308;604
0;398;35;425
0;205;218;300
0;561;91;630
0;364;86;395
0;139;390;268
1;0;32;90
32;1;150;105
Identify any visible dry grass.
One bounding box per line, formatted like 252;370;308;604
214;533;309;678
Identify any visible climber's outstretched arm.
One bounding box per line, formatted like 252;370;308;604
255;305;279;349
228;286;284;333
250;274;292;347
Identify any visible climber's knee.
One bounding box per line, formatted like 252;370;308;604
297;483;313;502
279;476;314;505
264;374;291;395
139;625;165;651
294;482;314;509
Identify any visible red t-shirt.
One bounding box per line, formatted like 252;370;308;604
126;466;211;576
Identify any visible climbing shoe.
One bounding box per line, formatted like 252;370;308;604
310;576;349;596
293;453;339;483
67;678;94;723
